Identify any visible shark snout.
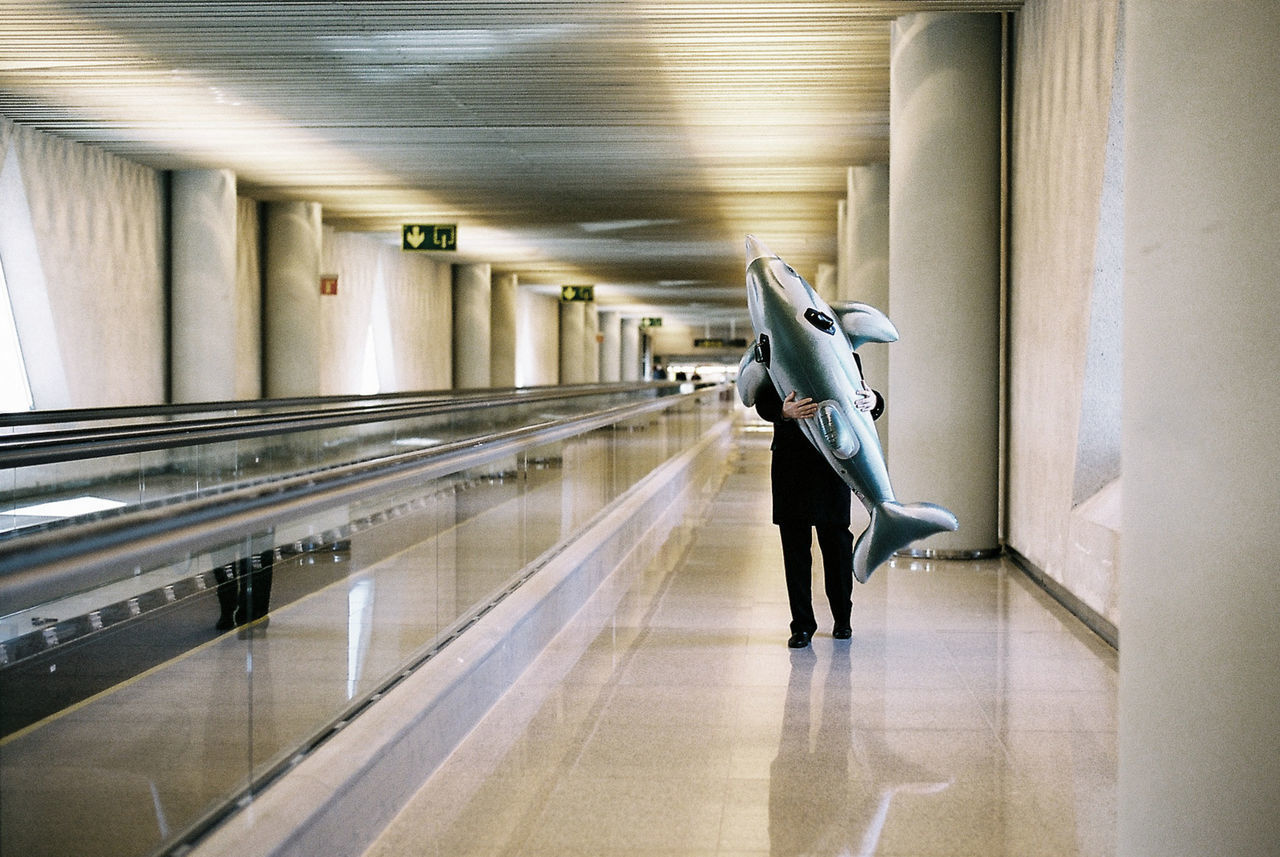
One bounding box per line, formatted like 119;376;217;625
745;234;773;267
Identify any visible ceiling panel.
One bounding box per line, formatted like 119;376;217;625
0;0;1022;324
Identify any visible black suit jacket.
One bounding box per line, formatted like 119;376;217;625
754;358;882;527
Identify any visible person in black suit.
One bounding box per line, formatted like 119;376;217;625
754;364;883;648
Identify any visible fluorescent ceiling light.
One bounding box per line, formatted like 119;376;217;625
578;219;680;233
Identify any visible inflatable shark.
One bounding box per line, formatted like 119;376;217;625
736;234;958;583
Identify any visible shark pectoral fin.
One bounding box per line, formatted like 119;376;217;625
735;346;768;406
831;301;900;351
816;401;859;459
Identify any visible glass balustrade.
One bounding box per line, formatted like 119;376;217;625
0;385;677;539
0;384;733;857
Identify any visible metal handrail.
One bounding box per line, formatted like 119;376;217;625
0;382;665;428
0;386;715;613
0;383;692;468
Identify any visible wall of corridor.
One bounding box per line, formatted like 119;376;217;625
1005;0;1124;630
0;0;1133;646
319;227;453;394
1;117;167;407
0;116;568;406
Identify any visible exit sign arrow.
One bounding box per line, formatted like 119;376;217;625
402;224;457;251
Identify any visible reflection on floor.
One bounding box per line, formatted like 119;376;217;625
363;432;1118;857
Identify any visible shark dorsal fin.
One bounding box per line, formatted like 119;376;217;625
831;302;899;351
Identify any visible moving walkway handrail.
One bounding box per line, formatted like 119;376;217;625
0;382;689;468
0;385;718;614
0;382;655;429
0;389;463;428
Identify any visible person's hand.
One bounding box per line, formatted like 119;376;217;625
782;392;818;420
854;387;876;413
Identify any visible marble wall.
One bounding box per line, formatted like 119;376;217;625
1006;0;1123;626
321;229;453;395
0;117;166;407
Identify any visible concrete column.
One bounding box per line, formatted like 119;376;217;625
264;200;322;398
620;317;641;382
888;12;1002;554
1119;4;1280;856
814;263;838;304
598;311;622;383
490;272;517;387
170;169;238;403
848;162;892;446
582;305;600;383
515;289;559;387
558;300;585;384
452;263;491;388
836;197;851;300
848;163;890;303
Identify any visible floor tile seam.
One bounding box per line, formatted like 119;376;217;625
940;638;1019;765
971;712;1120;730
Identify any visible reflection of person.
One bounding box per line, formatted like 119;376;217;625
769;646;851;855
755;359;883;648
214;548;274;631
769;646;953;854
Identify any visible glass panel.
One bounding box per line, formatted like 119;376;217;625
0;389;731;857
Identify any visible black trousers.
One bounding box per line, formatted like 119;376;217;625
778;522;854;635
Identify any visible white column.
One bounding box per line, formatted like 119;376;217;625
1119;3;1280;856
888;12;1002;555
848;163;890;304
490;272;517;387
582;305;600;382
835;197;851;301
170;169;238;403
814;263;838;304
452;263;491;388
848;162;892;446
558;300;585;384
264;200;322;398
515;289;560;387
620;317;642;382
598;311;622;383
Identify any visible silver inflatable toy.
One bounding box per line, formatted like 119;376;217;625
736;235;958;583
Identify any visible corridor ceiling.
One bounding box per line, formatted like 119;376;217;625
1;1;1020;325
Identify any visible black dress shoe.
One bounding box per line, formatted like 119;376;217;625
787;631;812;649
833;627;852;640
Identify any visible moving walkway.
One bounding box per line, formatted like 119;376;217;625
0;382;733;857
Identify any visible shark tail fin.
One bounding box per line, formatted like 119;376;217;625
853;501;959;584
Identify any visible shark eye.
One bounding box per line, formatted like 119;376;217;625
804;308;836;335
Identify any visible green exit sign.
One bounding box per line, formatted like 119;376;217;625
560;285;595;302
402;224;457;251
641;317;662;328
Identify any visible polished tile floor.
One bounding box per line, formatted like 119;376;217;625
363;431;1119;857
